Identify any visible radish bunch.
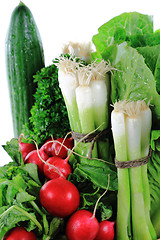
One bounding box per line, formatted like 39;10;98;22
66;175;115;240
19;135;73;180
66;209;115;240
38;138;80;219
19;135;80;219
18;135;115;239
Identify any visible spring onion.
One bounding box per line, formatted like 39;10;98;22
111;100;156;240
76;64;98;158
56;57;81;133
140;103;157;239
55;51;112;161
90;60;110;160
111;101;130;240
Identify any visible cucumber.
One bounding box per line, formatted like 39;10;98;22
6;2;45;138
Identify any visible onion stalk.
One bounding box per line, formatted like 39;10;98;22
56;57;81;133
75;64;98;158
111;100;156;240
90;60;111;161
111;102;130;240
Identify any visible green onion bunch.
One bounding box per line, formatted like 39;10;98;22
111;100;156;240
55;54;112;162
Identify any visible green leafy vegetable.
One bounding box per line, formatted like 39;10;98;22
2;138;23;165
0;139;63;239
73;158;117;191
68;153;117;221
148;130;160;237
0;162;42;238
92;11;160;128
136;45;160;93
92;12;153;53
22;63;70;145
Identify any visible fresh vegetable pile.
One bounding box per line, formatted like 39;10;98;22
0;135;116;239
2;2;160;239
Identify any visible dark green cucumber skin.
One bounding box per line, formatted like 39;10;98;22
6;2;45;138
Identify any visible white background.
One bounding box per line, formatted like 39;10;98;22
0;0;159;165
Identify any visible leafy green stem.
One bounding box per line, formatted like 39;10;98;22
43;214;49;235
43;235;51;240
14;205;42;231
0;205;42;231
30;200;44;216
48;217;62;237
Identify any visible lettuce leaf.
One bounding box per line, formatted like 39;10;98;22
102;44;160;128
92;12;153;53
137;45;160;74
137;45;160;93
148;130;160;237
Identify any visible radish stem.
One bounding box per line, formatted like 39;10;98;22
92;174;110;219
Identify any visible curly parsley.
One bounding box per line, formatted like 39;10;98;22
22;63;70;145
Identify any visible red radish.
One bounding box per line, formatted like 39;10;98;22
41;138;53;156
95;220;115;240
66;209;99;240
39;177;80;218
19;134;36;161
3;226;37;240
43;155;72;180
25;149;49;178
53;137;73;158
42;137;74;158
